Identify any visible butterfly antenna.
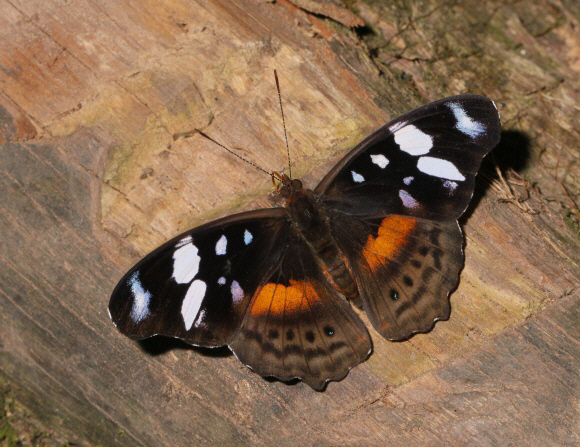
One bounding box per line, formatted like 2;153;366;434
274;70;292;180
194;129;281;182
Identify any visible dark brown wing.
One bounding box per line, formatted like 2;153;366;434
326;212;462;339
230;230;371;390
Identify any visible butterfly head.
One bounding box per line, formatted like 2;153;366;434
276;173;304;201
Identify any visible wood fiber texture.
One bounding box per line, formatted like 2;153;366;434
1;0;579;445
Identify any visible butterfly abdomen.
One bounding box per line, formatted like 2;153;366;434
286;190;360;303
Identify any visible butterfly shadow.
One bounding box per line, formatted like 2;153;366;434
137;336;233;358
263;376;303;388
460;130;531;222
137;337;309;389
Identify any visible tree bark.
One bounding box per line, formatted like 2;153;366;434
1;0;579;445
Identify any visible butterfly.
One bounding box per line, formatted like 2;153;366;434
109;93;501;390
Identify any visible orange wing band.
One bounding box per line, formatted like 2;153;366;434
363;216;417;271
250;280;319;317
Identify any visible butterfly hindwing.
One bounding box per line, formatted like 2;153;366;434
230;232;371;390
109;209;290;346
316;95;501;221
326;211;463;339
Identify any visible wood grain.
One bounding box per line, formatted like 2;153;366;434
1;0;579;445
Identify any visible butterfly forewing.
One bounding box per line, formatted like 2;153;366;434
109;209;289;346
316;95;501;221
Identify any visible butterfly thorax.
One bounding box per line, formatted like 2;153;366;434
283;181;360;303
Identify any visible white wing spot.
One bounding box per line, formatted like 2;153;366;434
175;235;192;248
218;276;226;285
399;190;419;209
394;124;433;156
194;309;205;328
448;102;486;139
389;120;407;133
244;229;253;245
172;242;201;284
128;272;151;323
443;180;458;192
182;279;207;331
351;171;365;183
403;176;414;185
215;235;227;255
417;156;466;181
231;280;244;304
370;154;389;169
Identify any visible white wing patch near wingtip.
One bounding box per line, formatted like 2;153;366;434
244;229;253;245
417;156;466;181
231;280;244;304
128;272;151;323
448;102;486;139
394;124;433;156
403;176;414;185
370;154;389;169
176;235;192;248
399;190;419;209
172;242;201;284
352;171;365;183
215;235;227;255
182;279;207;330
389;120;407;133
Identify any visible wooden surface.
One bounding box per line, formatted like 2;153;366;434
1;0;579;445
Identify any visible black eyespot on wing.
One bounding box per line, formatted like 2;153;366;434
323;326;335;336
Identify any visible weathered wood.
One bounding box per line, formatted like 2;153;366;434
1;0;579;445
